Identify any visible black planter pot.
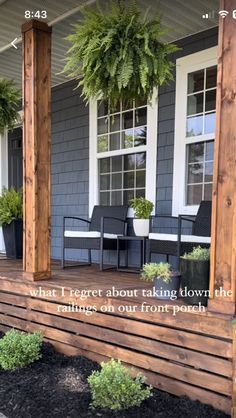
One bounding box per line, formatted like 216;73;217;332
2;219;23;259
153;273;180;300
180;258;210;306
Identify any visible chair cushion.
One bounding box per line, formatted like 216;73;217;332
64;230;120;239
149;233;211;244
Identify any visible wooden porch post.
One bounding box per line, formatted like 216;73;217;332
208;0;236;314
21;20;52;280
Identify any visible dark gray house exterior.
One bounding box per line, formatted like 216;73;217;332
49;27;217;264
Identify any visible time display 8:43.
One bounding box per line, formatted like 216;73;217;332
25;10;47;19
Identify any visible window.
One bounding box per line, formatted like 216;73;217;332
172;47;217;216
89;94;157;215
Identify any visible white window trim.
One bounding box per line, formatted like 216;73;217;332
89;91;158;217
172;46;217;216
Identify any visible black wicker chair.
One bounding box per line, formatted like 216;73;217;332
147;201;211;268
62;205;128;271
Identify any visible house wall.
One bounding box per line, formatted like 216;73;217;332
51;27;218;263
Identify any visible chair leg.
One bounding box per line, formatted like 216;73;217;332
88;249;92;265
100;248;104;271
61;241;65;269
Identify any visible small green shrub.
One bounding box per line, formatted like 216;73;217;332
130;197;154;219
88;359;151;410
0;329;43;370
141;262;172;283
182;246;210;261
0;187;23;226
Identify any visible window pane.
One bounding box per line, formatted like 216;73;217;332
100;158;110;173
205;112;216;134
100;191;110;205
204;162;213;182
135;107;147;126
97;135;108;152
111;155;122;172
97;100;108;117
136;152;146;169
110;114;120;132
122;129;133;148
100;174;110;190
97;117;108;135
187;163;203;184
188;70;204;93
112;173;122;189
122;100;134;111
187;93;204;115
123;190;134;205
124;154;135;171
188;143;204;163
122;111;133;129
134;127;147;146
206;66;217;89
205;90;216;112
206;141;214;161
124;171;135;189
186;115;203;136
111;191;122;205
187;184;203;205
110;133;120;151
136;170;146;187
136;189;145;198
204;183;212;200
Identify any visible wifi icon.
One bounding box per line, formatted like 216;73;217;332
219;10;229;18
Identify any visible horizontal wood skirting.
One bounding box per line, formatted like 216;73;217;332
0;284;233;414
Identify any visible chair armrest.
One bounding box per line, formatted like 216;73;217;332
100;216;128;236
63;216;91;231
178;214;196;223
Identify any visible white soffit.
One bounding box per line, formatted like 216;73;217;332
0;0;219;88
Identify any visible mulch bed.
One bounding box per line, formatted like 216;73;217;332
0;335;230;418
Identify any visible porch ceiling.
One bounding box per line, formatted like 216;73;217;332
0;0;219;89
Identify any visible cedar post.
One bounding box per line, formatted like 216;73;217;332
208;0;236;314
22;20;52;280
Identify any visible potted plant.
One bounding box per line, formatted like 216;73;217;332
63;1;179;110
130;197;153;236
0;79;20;134
0;188;23;259
180;246;210;306
141;262;180;300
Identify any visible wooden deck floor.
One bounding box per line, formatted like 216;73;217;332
0;259;234;415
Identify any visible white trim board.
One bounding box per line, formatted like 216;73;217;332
172;46;217;217
89;92;158;217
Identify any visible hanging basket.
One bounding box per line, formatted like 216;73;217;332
63;1;179;109
0;79;20;134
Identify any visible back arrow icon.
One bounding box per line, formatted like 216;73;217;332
11;38;18;49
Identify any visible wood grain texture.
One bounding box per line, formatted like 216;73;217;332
0;260;233;414
209;0;236;314
22;20;52;280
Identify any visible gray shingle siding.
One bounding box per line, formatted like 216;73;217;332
51;80;89;260
51;28;218;264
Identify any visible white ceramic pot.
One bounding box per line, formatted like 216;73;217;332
133;219;150;237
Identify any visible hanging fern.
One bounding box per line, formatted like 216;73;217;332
0;79;20;134
63;1;179;109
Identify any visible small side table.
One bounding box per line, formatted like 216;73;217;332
117;235;147;273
